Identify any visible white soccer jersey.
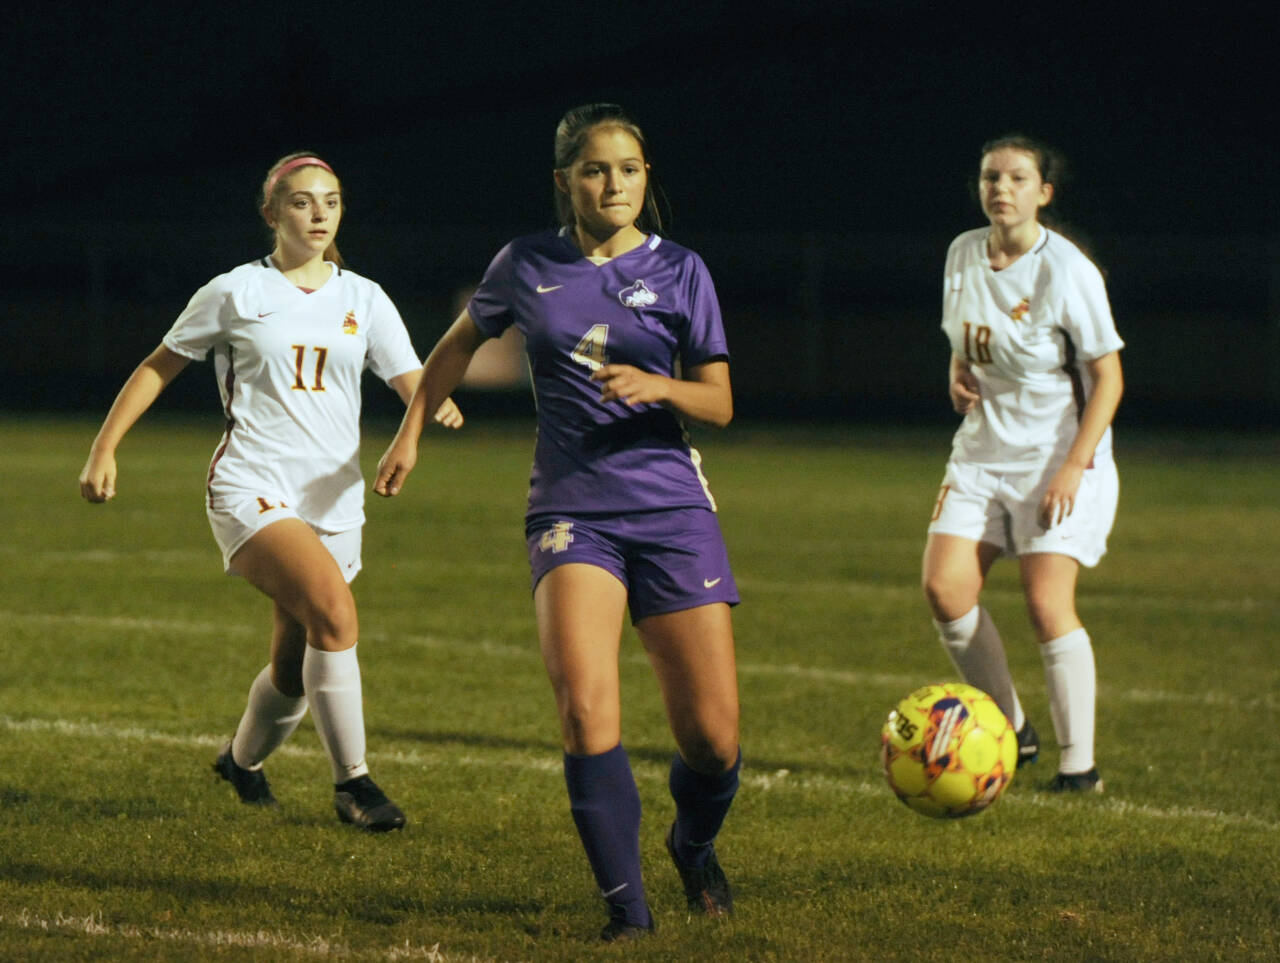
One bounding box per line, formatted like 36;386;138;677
941;226;1124;470
163;259;421;532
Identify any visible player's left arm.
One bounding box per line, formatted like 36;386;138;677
592;359;733;428
375;311;488;497
388;368;464;429
1039;350;1124;527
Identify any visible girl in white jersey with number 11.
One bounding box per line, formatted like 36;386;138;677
79;152;462;829
922;135;1124;793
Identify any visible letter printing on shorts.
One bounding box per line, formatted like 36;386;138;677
162;259;422;569
929;226;1125;564
469;228;739;613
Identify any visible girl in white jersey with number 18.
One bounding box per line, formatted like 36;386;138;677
79;152;461;829
922;135;1124;793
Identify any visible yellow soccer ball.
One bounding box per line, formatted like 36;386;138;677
880;682;1018;818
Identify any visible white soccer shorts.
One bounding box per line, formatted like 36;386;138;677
207;496;362;583
927;454;1118;567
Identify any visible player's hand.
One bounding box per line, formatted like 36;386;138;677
433;396;464;429
1038;463;1085;528
950;370;981;414
373;436;418;497
79;451;118;503
592;364;668;407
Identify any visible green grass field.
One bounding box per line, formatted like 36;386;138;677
2;414;1277;961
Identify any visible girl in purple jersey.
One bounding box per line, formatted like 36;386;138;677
79;152;461;831
922;135;1124;794
376;104;741;941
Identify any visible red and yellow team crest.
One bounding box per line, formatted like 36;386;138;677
1010;298;1030;322
342;311;359;335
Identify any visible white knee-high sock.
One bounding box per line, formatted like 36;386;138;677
1040;628;1096;774
302;645;369;784
934;605;1026;731
231;665;308;770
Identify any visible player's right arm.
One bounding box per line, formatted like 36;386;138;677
374;311;488;497
79;344;191;503
948;353;981;415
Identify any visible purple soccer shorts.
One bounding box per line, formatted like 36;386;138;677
526;506;739;622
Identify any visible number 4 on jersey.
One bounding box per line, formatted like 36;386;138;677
571;324;609;372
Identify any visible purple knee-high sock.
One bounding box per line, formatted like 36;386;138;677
564;744;650;926
669;748;741;867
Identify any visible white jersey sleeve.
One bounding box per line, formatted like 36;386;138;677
363;283;422;383
1057;253;1123;362
163;273;237;361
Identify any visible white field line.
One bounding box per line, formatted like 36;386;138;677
3;714;1277;832
0;909;508;962
19;548;211;563
0;610;259;638
2;609;1273;711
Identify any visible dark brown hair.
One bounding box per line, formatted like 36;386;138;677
975;133;1067;226
553;104;666;233
977;134;1103;269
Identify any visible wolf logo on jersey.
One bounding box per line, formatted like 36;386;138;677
618;280;658;308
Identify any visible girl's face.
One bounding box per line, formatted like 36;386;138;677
979;148;1052;232
556;126;649;240
265;168;342;260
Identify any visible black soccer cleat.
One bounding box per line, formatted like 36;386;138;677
333;774;406;831
1046;767;1104;793
599;909;655;943
665;822;733;917
1015;720;1040;769
213;741;277;806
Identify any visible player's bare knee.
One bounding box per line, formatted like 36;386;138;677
559;694;618;752
304;589;358;650
1027;610;1078;644
922;573;974;622
921;574;946;614
1023;590;1073;639
676;718;738;773
680;737;738;775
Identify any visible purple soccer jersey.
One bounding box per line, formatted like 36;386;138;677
469;229;730;517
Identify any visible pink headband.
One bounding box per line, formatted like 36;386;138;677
264;156;334;199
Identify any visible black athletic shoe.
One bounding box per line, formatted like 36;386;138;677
213;742;277;806
665;822;733;917
333;774;406;831
599;910;655;943
1046;767;1104;793
1015;720;1040;769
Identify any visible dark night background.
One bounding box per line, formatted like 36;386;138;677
4;1;1277;426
